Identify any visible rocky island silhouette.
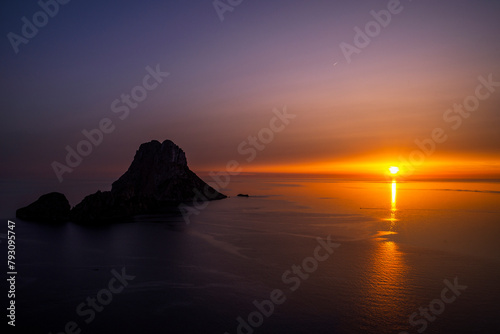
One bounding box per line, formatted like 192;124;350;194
16;140;226;223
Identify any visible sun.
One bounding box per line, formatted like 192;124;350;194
389;166;399;175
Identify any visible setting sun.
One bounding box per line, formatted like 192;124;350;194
389;166;399;175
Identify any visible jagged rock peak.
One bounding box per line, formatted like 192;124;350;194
110;139;206;202
132;140;188;168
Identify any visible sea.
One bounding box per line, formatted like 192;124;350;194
1;175;500;333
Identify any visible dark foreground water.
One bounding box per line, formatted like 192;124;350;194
2;176;500;333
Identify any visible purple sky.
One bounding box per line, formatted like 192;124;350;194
1;0;499;185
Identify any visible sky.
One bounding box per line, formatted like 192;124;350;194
1;0;499;184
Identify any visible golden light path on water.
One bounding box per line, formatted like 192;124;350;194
360;177;408;329
390;180;398;228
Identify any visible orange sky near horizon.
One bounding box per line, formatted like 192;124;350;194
197;157;500;180
232;160;500;180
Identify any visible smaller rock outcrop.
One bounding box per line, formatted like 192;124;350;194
16;192;70;223
70;191;117;222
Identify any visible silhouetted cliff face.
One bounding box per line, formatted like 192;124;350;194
17;140;226;223
111;140;219;202
70;140;226;222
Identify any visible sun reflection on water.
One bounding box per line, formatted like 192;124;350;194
362;180;409;329
389;180;398;228
383;179;399;230
391;180;396;209
364;239;409;318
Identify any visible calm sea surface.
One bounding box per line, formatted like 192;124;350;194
2;176;500;333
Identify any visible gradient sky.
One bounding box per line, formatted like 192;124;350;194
1;0;499;183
